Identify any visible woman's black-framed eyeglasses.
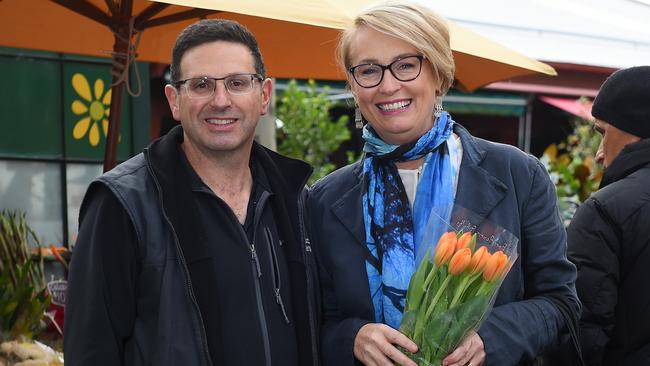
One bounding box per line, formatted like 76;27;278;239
172;73;264;99
348;55;425;88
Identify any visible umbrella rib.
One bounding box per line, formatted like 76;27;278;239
140;9;221;29
104;0;119;15
134;3;171;30
50;0;111;27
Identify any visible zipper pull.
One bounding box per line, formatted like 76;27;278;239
304;238;312;252
250;244;262;277
275;288;290;324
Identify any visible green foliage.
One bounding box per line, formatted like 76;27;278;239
541;102;603;226
276;79;353;184
0;210;50;341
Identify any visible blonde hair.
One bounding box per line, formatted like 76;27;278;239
338;0;455;95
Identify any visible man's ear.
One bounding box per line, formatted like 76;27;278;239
164;84;181;121
260;78;273;116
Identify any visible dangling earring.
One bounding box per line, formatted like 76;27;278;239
355;107;364;129
433;103;443;118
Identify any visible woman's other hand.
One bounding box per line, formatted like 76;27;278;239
442;330;486;366
354;323;419;366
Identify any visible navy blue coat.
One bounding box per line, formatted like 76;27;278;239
309;124;579;366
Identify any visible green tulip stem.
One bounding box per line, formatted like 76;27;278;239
477;280;495;296
412;272;452;342
424;274;451;319
422;261;438;290
449;274;471;309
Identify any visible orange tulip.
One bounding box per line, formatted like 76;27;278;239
448;248;472;275
438;231;457;248
467;246;490;274
455;232;473;252
433;232;457;266
497;258;513;280
483;251;509;282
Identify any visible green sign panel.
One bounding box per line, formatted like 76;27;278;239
63;62;132;160
0;56;62;158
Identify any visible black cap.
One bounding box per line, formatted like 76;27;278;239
592;66;650;138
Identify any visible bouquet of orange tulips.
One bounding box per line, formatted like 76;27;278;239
400;229;517;366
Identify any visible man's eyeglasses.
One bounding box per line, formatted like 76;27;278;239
348;55;425;88
172;73;263;99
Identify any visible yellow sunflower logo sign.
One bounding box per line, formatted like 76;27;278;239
71;73;111;147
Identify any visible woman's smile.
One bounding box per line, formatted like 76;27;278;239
376;99;412;114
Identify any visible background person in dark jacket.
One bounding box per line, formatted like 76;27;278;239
64;19;319;366
568;66;650;366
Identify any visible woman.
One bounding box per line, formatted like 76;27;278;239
308;2;580;366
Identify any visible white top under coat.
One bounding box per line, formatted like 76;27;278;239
397;133;463;209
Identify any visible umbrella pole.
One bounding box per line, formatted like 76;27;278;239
103;1;134;172
103;70;125;172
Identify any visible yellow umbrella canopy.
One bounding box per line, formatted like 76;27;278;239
1;0;555;85
0;0;555;169
161;0;557;90
446;21;556;91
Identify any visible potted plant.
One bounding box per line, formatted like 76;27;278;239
0;210;63;364
541;105;603;226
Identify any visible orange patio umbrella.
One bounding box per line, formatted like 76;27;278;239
1;0;354;171
0;0;555;171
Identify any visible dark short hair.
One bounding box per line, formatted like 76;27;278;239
170;19;266;83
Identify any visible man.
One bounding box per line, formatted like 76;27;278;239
64;19;319;366
567;66;650;365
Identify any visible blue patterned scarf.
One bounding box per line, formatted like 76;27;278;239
362;112;455;329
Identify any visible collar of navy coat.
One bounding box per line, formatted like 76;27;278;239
330;124;509;250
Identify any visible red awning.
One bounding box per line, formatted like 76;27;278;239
487;82;598;98
539;96;593;119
